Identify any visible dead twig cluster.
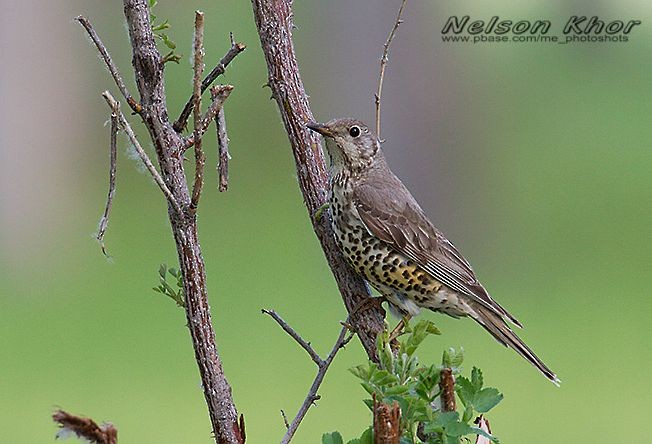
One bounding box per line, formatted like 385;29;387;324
70;3;246;443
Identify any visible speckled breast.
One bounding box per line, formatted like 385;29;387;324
329;176;450;316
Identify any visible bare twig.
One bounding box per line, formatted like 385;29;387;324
184;85;234;150
439;367;456;412
262;309;323;366
121;2;244;441
96;112;118;256
373;395;401;444
280;410;290;429
215;107;230;192
80;3;244;442
76;16;141;114
101;91;183;216
252;0;386;364
190;11;206;213
174;37;246;132
52;409;117;444
264;309;354;444
375;0;407;141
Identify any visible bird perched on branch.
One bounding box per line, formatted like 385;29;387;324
307;118;558;384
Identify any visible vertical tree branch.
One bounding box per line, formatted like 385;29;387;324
190;11;206;213
251;0;386;363
118;2;243;442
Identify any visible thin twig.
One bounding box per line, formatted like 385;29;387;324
280;410;290;429
265;309;355;444
184;85;234;150
174;37;246;132
190;11;206;214
101;91;183;216
76;16;141;114
215;107;230;192
52;409;117;444
262;309;324;366
375;0;407;141
96;112;118;256
282;324;354;444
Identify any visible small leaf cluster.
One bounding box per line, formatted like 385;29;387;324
152;264;185;308
324;320;502;444
148;0;182;64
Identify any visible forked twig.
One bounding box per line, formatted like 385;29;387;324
375;0;408;141
96;113;118;256
76;16;141;114
183;85;234;150
262;309;323;366
173;35;246;132
263;309;354;444
101;91;182;216
190;11;206;213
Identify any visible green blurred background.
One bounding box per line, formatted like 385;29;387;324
1;0;650;442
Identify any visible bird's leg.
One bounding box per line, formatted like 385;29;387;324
388;315;412;342
313;202;330;222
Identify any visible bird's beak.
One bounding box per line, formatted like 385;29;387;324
306;121;334;138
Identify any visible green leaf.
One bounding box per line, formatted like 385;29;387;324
161;33;176;50
471;367;483;391
348;427;373;444
454;376;474;408
469;426;499;442
322;431;344;444
474;388;503;413
442;347;464;369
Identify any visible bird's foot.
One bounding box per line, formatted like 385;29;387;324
348;294;386;322
388;316;411;342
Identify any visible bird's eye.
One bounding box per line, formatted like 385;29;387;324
349;126;361;138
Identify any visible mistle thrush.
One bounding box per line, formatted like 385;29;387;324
307;118;558;384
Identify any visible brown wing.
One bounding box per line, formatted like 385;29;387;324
353;181;522;327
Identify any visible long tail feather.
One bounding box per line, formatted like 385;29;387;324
472;304;560;385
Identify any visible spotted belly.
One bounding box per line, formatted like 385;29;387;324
330;201;470;319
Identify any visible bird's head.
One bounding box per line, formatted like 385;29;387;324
307;118;381;174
